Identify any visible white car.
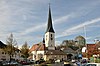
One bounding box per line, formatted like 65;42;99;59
55;59;60;63
83;63;100;66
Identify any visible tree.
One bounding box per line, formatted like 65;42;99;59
75;35;86;47
62;40;78;50
3;33;17;61
20;42;30;59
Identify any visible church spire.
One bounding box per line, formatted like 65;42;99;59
45;4;55;50
45;4;55;33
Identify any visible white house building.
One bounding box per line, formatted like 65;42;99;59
0;41;21;61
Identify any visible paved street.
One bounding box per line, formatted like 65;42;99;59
22;62;64;66
18;63;64;66
17;61;78;66
18;64;34;66
23;65;34;66
23;64;64;66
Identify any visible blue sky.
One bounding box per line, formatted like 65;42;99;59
0;0;100;47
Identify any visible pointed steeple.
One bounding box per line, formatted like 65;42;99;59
45;4;55;33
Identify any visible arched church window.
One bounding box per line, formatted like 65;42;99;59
51;38;53;40
51;34;52;37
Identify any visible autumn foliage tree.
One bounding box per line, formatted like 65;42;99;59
20;42;30;59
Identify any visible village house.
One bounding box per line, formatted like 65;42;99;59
82;42;100;59
0;41;21;61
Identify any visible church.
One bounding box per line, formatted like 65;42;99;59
30;5;67;61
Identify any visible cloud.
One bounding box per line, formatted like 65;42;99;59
54;13;75;24
56;18;100;38
19;13;74;35
19;23;46;35
0;0;100;46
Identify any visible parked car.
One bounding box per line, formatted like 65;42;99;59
55;59;60;63
82;63;100;66
30;60;35;64
20;60;29;65
64;61;71;66
20;60;31;65
35;59;45;64
10;61;18;65
0;61;2;66
2;61;18;66
81;59;87;63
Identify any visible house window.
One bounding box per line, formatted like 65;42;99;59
51;38;53;40
2;52;4;54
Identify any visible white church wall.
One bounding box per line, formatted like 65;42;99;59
45;32;55;50
31;51;37;60
37;51;44;55
31;51;44;60
45;32;55;47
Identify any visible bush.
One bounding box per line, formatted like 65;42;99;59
45;59;55;64
95;59;100;63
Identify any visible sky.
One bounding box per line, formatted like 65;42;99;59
0;0;100;48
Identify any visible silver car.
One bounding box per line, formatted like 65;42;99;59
83;63;100;66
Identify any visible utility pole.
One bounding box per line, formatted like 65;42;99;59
84;25;88;59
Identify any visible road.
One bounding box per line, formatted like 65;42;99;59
18;61;77;66
23;65;34;66
18;64;34;66
18;63;64;66
22;62;64;66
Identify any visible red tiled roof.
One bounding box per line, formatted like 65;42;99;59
30;43;45;52
36;44;45;51
87;44;96;52
86;44;96;58
30;44;39;51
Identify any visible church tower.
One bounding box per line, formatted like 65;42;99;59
45;5;55;50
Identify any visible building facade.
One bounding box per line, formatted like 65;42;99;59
30;5;67;61
0;41;21;61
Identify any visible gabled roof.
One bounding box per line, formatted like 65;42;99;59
95;41;100;48
63;47;75;53
36;43;45;51
30;43;45;52
0;41;6;48
87;44;96;53
87;44;96;48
